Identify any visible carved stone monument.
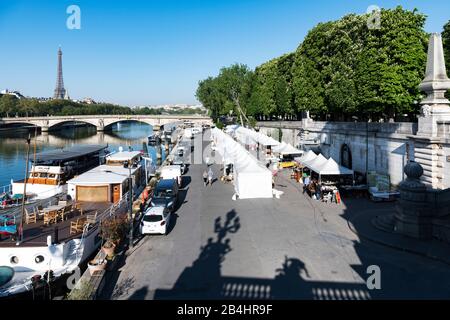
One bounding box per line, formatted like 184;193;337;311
417;33;450;136
410;33;450;189
394;161;432;239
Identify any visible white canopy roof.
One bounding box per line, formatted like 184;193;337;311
303;153;327;170
272;142;303;155
315;158;354;176
299;152;354;176
295;150;317;165
235;126;280;146
68;164;140;185
211;128;273;199
107;151;141;162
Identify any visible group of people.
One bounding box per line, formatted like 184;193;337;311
203;167;214;187
302;175;321;200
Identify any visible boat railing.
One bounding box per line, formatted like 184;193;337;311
96;197;128;224
0;184;12;196
75;223;90;264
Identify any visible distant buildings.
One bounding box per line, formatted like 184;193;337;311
144;104;206;112
0;89;25;99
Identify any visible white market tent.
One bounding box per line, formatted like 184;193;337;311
298;151;354;180
272;142;303;156
235;126;280;147
303;153;327;171
211;128;273;199
314;158;354;176
295;150;317;165
234;160;273;199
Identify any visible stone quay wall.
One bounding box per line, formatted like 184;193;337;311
257;121;420;187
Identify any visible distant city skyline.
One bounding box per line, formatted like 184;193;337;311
1;0;450;106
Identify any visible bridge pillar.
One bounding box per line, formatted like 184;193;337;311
41;126;49;132
96;119;105;132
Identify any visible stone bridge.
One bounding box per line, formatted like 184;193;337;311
0;114;212;132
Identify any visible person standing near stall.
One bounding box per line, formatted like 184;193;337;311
208;167;214;186
203;170;208;187
303;175;310;194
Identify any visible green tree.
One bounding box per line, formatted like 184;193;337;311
196;77;224;121
0;95;19;117
443;21;450;75
443;20;450;98
216;64;254;125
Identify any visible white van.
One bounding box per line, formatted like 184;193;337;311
160;165;182;187
184;128;193;139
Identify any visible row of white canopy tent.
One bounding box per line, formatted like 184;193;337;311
272;141;303;156
233;126;280;147
211;128;273;199
295;150;354;178
232;126;303;157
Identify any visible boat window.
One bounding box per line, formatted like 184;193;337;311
40;173;48;178
32;173;39;178
35;255;45;264
49;174;56;179
143;215;163;222
10;256;19;264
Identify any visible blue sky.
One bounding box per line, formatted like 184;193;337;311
0;0;449;106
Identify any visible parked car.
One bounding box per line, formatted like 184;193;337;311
160;165;182;186
172;158;187;174
140;206;171;235
151;179;179;212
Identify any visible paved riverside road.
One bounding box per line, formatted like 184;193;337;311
104;131;450;300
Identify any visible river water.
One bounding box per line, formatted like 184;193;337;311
0;122;166;189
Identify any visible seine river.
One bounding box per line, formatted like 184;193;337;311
0;122;166;189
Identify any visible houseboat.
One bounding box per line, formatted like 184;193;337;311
67;151;150;204
0;150;149;298
10;144;109;201
148;133;161;146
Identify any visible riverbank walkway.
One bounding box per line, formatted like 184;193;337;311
101;130;450;300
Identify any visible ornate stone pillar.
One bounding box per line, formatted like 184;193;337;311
394;161;432;239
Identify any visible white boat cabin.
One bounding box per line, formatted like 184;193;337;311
67;151;144;203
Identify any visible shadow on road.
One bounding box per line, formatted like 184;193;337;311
152;209;371;300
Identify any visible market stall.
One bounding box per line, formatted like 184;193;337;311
294;150;317;165
211;128;273;199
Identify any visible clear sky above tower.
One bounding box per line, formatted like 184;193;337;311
0;0;449;106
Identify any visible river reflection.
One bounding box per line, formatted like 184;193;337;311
0;122;166;187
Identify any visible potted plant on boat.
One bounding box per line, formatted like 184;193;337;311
99;216;128;258
87;258;107;276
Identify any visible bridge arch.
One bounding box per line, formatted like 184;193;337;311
0;121;39;128
102;119;156;131
47;119;99;130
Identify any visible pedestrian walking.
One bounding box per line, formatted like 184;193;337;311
208;168;214;186
203;170;208;187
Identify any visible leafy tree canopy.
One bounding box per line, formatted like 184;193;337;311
197;6;430;123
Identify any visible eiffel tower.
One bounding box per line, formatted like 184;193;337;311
53;47;67;99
